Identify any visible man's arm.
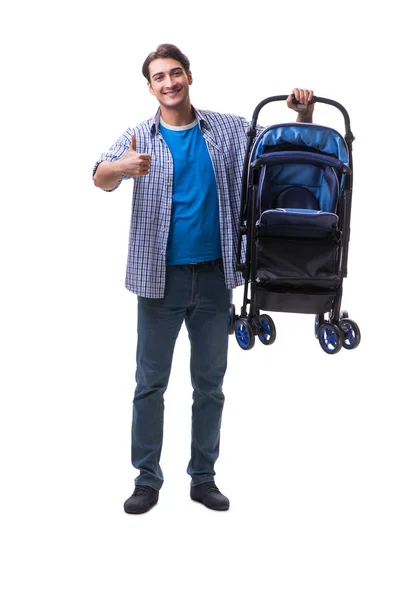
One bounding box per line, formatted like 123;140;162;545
93;135;152;191
94;160;127;191
286;88;314;123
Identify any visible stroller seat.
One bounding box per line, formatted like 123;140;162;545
252;143;348;299
258;184;338;239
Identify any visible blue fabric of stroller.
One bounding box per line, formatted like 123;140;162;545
253;123;349;239
254;123;349;164
256;150;344;213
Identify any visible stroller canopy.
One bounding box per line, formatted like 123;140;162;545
254;123;349;165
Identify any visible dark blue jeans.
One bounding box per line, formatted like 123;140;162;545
131;260;231;491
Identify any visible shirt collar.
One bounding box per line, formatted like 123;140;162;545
150;106;209;135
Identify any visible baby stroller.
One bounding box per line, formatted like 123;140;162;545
229;95;361;354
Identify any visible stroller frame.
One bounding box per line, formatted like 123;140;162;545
230;96;360;354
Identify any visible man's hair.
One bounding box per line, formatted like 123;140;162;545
142;44;191;82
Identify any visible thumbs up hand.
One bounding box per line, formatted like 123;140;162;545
121;135;152;177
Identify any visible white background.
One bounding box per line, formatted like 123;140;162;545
1;1;399;598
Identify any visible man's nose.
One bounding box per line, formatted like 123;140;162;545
165;75;174;88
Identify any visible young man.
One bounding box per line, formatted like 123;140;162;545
93;44;314;514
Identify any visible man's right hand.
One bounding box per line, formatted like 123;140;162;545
93;134;152;191
120;135;152;177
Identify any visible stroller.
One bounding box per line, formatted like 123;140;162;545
229;95;361;354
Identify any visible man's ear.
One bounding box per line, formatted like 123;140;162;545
148;81;155;96
188;71;193;85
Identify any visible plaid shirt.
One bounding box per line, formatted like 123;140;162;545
93;107;257;298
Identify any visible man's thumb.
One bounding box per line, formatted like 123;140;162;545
130;134;136;151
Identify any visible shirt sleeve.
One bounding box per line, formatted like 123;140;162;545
92;127;134;192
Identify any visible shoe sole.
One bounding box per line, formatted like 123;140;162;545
190;498;229;511
124;501;158;515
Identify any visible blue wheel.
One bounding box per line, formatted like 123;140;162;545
258;314;276;345
235;318;255;350
318;323;343;355
338;318;361;350
228;304;236;335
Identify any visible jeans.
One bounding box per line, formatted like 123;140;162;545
131;260;231;491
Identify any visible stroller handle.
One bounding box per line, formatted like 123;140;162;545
249;95;355;143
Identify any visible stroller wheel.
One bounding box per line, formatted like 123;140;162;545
234;318;255;350
228;304;236;335
318;323;343;355
258;314;276;345
338;318;361;350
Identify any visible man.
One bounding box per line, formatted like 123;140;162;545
93;43;314;514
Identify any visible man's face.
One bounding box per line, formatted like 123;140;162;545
147;58;192;109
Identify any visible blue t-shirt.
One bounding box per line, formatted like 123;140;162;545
159;118;222;265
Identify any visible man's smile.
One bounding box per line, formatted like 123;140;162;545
163;88;182;96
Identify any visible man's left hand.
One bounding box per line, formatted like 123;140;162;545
287;88;314;123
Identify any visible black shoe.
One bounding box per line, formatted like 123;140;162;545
124;485;159;514
190;481;230;511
